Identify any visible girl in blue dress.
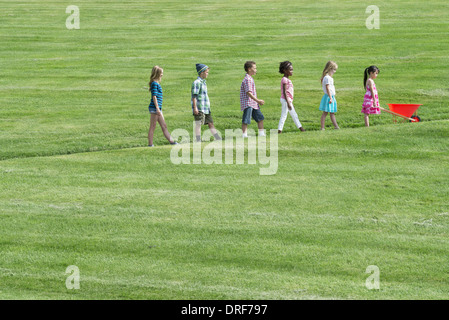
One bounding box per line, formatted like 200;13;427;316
319;61;340;130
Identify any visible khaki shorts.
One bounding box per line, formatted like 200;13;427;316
194;112;213;125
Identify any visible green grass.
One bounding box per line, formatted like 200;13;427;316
1;122;449;299
1;0;449;160
1;0;449;299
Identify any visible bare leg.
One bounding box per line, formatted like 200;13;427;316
257;120;265;136
195;121;202;141
208;123;221;140
364;114;370;127
157;114;174;143
320;112;328;130
208;123;217;135
242;123;248;135
330;113;339;129
148;114;158;145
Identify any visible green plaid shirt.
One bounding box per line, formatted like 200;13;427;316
191;77;210;114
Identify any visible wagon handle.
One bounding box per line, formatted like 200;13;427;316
379;106;418;122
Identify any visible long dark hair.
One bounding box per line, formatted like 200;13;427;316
364;65;379;88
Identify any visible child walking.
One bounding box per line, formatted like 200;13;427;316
240;61;265;137
319;61;340;130
278;61;305;133
361;65;380;127
148;66;177;147
191;63;221;142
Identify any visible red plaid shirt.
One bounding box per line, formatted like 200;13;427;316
240;74;259;110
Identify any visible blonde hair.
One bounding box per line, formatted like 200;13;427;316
149;66;163;89
320;61;338;83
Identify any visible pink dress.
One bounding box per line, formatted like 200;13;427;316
361;81;380;114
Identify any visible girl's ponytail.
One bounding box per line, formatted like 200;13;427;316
363;67;369;89
364;65;380;89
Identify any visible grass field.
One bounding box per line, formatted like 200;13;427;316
1;0;449;300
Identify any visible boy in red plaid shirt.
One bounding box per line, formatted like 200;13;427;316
240;61;265;137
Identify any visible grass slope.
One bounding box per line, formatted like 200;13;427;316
1;0;448;159
1;121;449;299
0;0;449;299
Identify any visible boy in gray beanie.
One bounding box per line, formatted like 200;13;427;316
191;64;221;142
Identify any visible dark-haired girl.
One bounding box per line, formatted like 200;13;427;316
277;61;305;133
361;66;380;127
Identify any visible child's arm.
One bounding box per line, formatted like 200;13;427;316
326;84;333;104
368;79;374;96
367;79;377;104
247;91;265;106
283;83;292;110
152;95;162;115
192;96;199;115
191;81;200;115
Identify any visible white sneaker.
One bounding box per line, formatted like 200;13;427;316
259;131;266;137
242;133;248;138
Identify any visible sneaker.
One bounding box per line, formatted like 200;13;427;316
259;131;266;137
148;144;154;147
299;127;305;132
242;133;248;138
170;141;178;145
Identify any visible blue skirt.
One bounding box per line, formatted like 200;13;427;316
319;94;337;113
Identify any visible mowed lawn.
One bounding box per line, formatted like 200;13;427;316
1;0;449;299
1;0;448;158
1;122;449;299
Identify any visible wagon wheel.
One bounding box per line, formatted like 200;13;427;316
410;115;421;123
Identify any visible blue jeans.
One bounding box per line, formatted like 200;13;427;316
242;107;264;124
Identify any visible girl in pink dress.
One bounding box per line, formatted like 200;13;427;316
361;65;380;127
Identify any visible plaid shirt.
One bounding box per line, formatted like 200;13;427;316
191;77;210;114
240;73;259;111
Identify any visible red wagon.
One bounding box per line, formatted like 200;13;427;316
380;104;422;123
